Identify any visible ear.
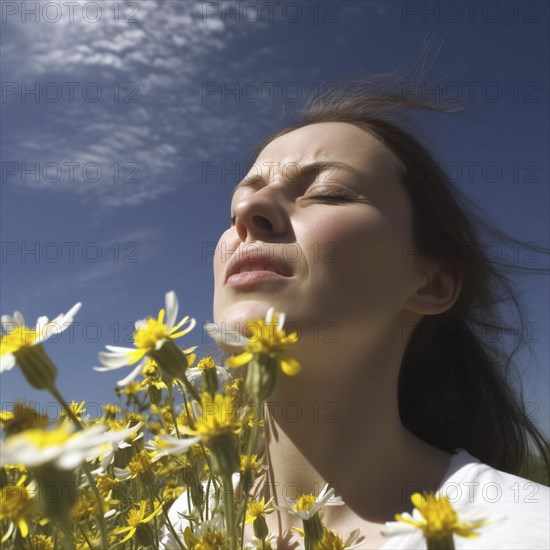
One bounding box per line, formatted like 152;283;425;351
404;261;463;316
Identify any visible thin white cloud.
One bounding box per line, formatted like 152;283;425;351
11;227;162;305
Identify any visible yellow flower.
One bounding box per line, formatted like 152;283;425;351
314;528;365;549
95;473;121;502
126;449;154;476
162;480;184;503
0;421;142;473
224;308;301;376
60;401;86;423
183;524;227;549
240;453;263;474
1;303;81;370
0;475;36;542
0;401;48;435
383;491;490;547
182;392;241;442
102;403;121;421
112;500;163;544
245;497;274;524
224;377;243;398
1;304;81;389
30;535;54;550
96;291;196;385
70;490;112;523
197;356;216;371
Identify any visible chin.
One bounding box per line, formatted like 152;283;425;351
215;301;266;329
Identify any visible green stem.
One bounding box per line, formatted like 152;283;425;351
176;374;201;404
223;474;238;550
236;400;263;530
427;535;456;550
48;385;108;550
146;486;160;549
167;384;182;439
174;379;198;430
160;508;186;550
78;525;94;550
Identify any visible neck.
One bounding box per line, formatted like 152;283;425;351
255;321;453;535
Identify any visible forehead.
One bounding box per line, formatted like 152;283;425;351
254;122;402;177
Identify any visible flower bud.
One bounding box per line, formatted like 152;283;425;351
148;340;189;383
303;512;324;549
147;384;162;406
202;367;219;396
208;433;240;479
14;343;58;390
253;514;269;541
245;355;278;402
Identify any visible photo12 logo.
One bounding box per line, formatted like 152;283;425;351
1;2;140;24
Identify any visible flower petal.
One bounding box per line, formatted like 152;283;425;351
0;353;16;372
34;316;49;334
165;291;178;330
226;351;253;368
116;361;146;387
1;314;17;332
96;351;131;369
280;356;302;376
105;345;136;353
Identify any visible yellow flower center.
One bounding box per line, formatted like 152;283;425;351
247;498;271;519
133;317;170;350
194;394;240;439
102;404;121;416
294;494;317;512
96;474;120;496
240;453;262;473
0;484;33;519
62;401;86;421
197;357;216;371
244;316;297;356
195;530;226;549
21;424;72;448
31;535;54;550
127;508;144;528
162;483;184;502
71;494;97;522
142;358;160;377
315;529;345;550
127;450;152;475
415;493;458;535
0;402;49;435
1;326;38;355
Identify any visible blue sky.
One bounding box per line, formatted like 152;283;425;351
1;1;548;436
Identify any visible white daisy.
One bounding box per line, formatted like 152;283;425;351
1;303;81;373
0;422;141;471
94;291;196;385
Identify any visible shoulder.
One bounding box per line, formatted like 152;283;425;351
439;449;549;549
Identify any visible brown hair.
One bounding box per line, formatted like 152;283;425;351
242;74;550;483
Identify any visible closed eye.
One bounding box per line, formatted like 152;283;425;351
300;189;353;202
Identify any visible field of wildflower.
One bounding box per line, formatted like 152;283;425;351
1;291;492;549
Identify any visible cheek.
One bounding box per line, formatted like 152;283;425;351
301;213;419;312
213;231;232;283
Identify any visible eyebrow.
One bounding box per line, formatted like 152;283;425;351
230;161;365;200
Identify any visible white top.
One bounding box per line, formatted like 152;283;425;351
161;448;549;549
380;448;550;549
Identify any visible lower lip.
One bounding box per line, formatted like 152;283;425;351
226;271;290;288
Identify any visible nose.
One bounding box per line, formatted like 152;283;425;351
232;185;292;243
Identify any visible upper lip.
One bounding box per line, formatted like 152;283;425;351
225;247;293;282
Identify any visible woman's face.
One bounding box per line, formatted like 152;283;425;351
213;122;428;345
